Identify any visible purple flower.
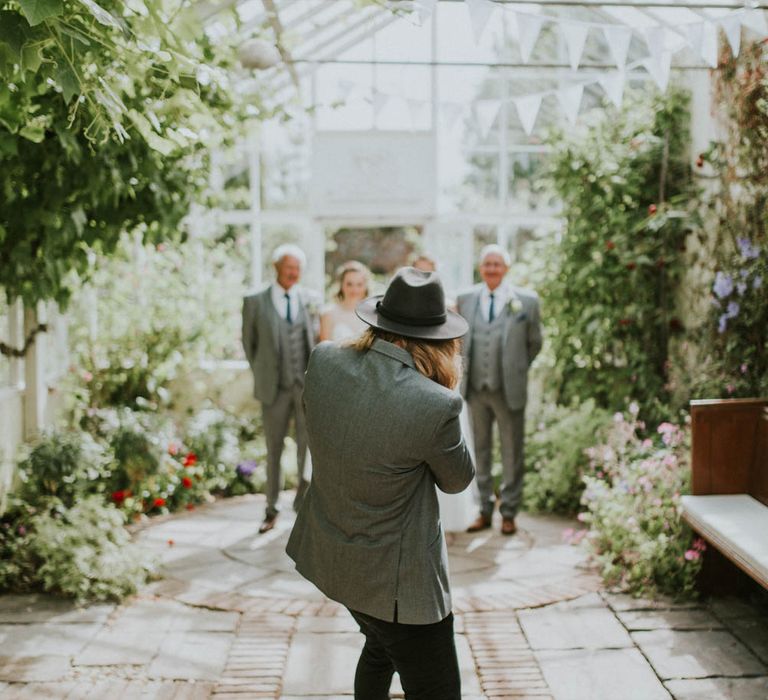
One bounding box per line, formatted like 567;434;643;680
236;460;258;477
754;276;763;290
718;315;728;333
726;301;740;318
737;281;747;296
737;237;760;260
713;271;733;299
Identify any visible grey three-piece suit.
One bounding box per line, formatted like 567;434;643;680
457;284;543;520
241;285;321;517
286;339;475;625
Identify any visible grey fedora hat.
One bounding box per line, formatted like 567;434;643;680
356;267;468;341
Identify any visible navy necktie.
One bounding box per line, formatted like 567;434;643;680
488;293;495;323
284;293;292;324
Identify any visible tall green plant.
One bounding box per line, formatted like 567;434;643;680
544;89;695;423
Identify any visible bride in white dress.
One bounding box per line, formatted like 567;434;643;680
412;253;476;533
320;260;371;342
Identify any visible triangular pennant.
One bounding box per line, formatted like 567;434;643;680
465;0;495;44
560;22;589;71
513;93;542;136
643;26;666;65
416;0;437;25
441;102;464;131
720;14;742;58
475;99;500;138
337;80;356;100
516;12;545;63
556;84;584;125
700;20;719;68
598;71;625;109
372;90;389;116
406;98;428;128
684;23;704;59
742;9;768;37
603;25;632;68
641;52;672;91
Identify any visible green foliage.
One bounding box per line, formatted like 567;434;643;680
544;89;695;423
686;40;768;399
580;412;703;599
0;503;38;592
16;429;112;508
0;0;265;308
27;496;155;602
523;400;612;515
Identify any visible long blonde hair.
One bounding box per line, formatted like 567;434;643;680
349;328;463;390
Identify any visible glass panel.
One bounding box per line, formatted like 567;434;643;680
507;151;556;212
0;295;10;388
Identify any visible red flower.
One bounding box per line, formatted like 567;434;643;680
696;155;704;168
648;204;657;215
183;453;197;467
154;497;166;508
167;538;174;546
605;240;615;251
111;490;129;504
626;262;637;271
182;476;193;489
186;504;195;511
618;318;632;327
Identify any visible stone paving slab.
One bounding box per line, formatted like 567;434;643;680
632;629;768;680
149;632;232;681
535;648;671;700
0;595;115;625
0;622;102;656
724;616;768;665
0;655;71;683
617;608;724;631
664;677;768;699
0;680;216;699
603;593;701;612
519;595;633;650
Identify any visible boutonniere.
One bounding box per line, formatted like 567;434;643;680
304;298;319;317
508;297;524;315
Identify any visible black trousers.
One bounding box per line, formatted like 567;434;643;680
347;608;461;700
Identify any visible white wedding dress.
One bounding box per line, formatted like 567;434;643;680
436;400;476;532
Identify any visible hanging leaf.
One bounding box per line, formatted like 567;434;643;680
56;64;80;104
79;0;121;29
0;12;29;66
18;0;63;26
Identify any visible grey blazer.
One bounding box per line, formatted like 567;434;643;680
457;284;543;411
241;285;321;406
286;339;475;625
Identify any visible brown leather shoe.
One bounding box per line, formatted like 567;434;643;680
258;514;277;534
501;517;517;536
466;514;492;533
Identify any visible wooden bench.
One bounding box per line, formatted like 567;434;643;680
681;398;768;590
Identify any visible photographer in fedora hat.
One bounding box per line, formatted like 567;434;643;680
287;267;475;700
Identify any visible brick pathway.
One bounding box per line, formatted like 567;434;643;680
1;493;767;699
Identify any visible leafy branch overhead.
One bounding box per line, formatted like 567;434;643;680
0;0;275;307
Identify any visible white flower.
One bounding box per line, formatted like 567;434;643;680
508;297;523;314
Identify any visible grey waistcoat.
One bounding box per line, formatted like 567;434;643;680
277;305;309;389
469;305;506;392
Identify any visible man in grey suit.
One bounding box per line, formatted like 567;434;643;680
241;244;321;533
287;267;474;699
457;244;543;536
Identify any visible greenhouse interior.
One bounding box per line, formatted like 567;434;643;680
1;0;768;697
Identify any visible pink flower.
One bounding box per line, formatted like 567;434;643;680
740;363;748;374
693;538;707;552
576;512;588;522
726;384;735;395
684;549;700;561
82;371;93;382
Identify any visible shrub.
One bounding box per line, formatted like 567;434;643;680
523;400;612;515
27;497;155;602
16;430;112;509
580;410;703;599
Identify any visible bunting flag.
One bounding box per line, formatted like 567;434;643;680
684;23;704;61
372;90;389;117
513;93;542;136
744;8;768;36
441;102;464;131
643;26;666;67
516;12;546;63
561;22;589;71
416;0;437;25
598;71;625;109
337;80;356;100
556;84;584;125
603;24;632;69
475;99;500;138
720;14;742;57
700;20;719;68
465;0;496;44
641;52;672;91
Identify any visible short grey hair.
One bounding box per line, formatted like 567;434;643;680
479;244;511;267
272;243;306;268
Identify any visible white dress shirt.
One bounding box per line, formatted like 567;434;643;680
479;282;511;323
271;283;300;322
